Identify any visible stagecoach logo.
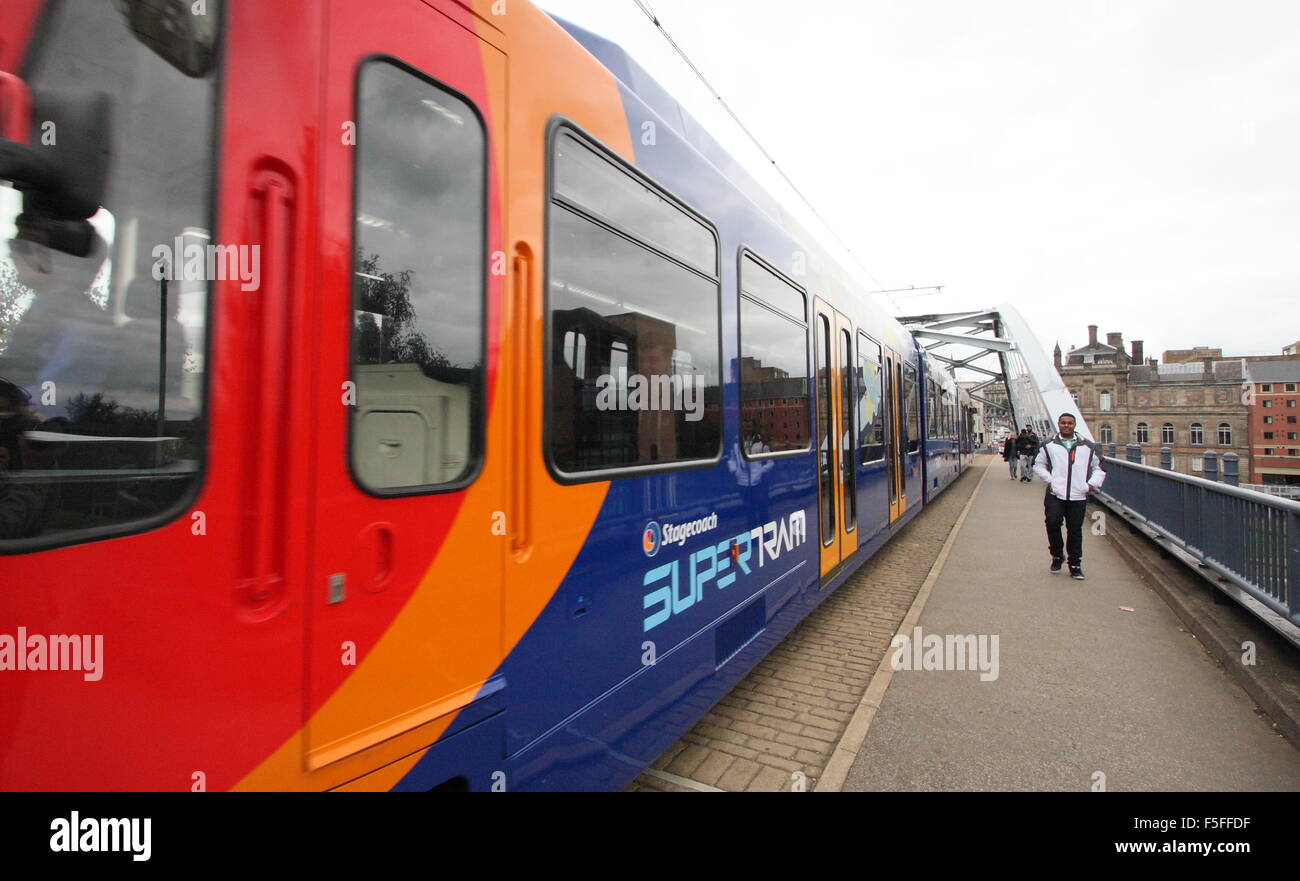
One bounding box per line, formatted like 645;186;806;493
643;513;719;556
642;521;663;557
641;510;806;633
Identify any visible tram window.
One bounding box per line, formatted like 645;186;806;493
926;381;938;435
840;328;855;531
816;315;834;542
0;1;219;550
548;130;721;476
904;364;920;453
739;255;809;456
554;131;715;276
857;334;884;464
350;62;485;492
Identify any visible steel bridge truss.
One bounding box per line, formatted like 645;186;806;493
898;304;1088;442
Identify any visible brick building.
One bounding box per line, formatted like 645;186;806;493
1056;326;1251;475
1244;359;1300;485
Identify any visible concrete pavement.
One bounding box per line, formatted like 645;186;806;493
843;457;1300;791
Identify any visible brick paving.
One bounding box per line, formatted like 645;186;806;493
628;460;988;792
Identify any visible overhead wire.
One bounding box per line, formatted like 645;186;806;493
627;0;904;312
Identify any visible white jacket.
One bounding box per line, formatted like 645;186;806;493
1032;436;1106;501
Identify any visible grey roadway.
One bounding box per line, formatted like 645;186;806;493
845;458;1300;791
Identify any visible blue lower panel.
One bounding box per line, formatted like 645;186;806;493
388;710;508;792
507;499;927;792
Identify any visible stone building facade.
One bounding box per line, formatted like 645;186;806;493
1056;326;1251;475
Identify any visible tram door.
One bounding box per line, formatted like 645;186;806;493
814;300;860;577
883;348;906;523
302;0;508;772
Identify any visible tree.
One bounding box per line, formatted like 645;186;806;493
354;250;457;378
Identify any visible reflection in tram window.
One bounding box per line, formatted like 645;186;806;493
927;380;939;435
739;255;808;456
0;1;217;547
840;328;855;531
904;364;920;453
350;61;485;491
548;130;721;475
857;334;884;463
816;315;834;543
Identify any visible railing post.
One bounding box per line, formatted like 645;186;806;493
1126;444;1141;464
1288;509;1299;626
1223;452;1240;487
1204;450;1218;482
1160;446;1172;470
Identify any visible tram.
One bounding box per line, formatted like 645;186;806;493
0;0;970;790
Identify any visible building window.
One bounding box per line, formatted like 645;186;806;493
1291;416;1298;424
1264;431;1274;439
350;61;485;492
1263;448;1274;456
1098;390;1112;411
547;128;721;476
739;254;809;455
1263;400;1273;408
1263;416;1273;424
1286;383;1296;392
1161;422;1174;444
1261;384;1273;392
1190;457;1203;472
1291;448;1299;457
1190;422;1204;444
1218;423;1232;445
1290;432;1299;440
1136;422;1149;444
1100;424;1113;444
1289;400;1298;408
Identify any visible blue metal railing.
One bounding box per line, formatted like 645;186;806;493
1094;456;1300;628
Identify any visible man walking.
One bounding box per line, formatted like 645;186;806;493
1015;425;1040;482
1033;413;1105;580
1002;432;1018;478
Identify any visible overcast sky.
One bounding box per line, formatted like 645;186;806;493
538;0;1300;361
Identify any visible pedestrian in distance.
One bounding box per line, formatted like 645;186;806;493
1015;424;1040;482
1002;432;1018;478
1033;412;1106;580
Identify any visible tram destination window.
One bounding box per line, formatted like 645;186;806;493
548;130;721;475
0;1;220;550
350;61;485;492
739;255;809;456
856;334;884;464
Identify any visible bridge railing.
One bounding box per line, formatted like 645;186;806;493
1093;455;1299;628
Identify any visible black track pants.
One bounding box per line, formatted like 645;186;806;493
1044;492;1088;565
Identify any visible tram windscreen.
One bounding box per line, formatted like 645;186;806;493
0;2;219;548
